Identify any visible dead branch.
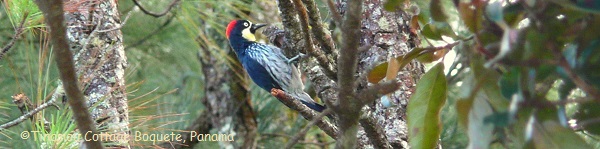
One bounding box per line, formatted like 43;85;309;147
97;7;134;33
0;13;28;61
549;43;600;100
0;94;57;130
284;109;332;148
276;0;303;57
131;0;181;18
302;0;336;55
271;88;339;138
124;13;176;50
292;0;337;80
324;0;343;27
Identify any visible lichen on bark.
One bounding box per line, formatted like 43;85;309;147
64;0;129;147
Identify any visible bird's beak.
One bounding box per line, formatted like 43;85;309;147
250;24;267;33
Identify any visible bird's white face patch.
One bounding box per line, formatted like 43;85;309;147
241;21;256;41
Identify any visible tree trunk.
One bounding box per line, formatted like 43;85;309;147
335;0;423;148
355;0;423;148
64;0;129;147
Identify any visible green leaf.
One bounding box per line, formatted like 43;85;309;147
532;121;592;149
456;73;477;128
434;22;458;39
384;0;407;11
458;2;484;33
573;103;600;135
416;48;447;63
422;23;443;40
408;63;447;149
499;67;520;100
422;22;458;40
368;62;388;83
367;48;426;83
483;112;510;127
549;0;600;14
503;3;526;28
430;0;448;22
472;58;510;110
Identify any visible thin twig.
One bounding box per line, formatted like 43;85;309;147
549;43;600;100
0;95;56;129
131;0;181;18
576;117;600;130
356;81;401;105
97;7;135;33
293;0;337;80
124;13;176;50
0;13;28;61
284;109;332;148
558;60;600;99
418;40;461;55
271;89;338;138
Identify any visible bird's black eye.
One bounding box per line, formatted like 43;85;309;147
243;22;249;27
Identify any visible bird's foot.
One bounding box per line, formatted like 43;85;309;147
287;53;307;64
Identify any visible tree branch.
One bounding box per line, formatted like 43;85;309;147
0;95;56;130
336;0;363;147
276;0;304;57
324;0;343;27
262;26;339;116
284;109;332;148
131;0;181;18
302;0;336;55
34;0;103;148
271;89;338;138
124;13;176;50
549;43;600;100
292;0;337;80
356;81;401;105
359;110;392;149
0;13;28;61
97;8;134;33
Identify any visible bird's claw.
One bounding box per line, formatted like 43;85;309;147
287;53;306;64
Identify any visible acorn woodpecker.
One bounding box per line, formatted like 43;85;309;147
226;19;325;112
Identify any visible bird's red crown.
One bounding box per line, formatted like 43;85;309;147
226;20;238;39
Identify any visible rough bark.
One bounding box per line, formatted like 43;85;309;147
64;0;129;147
194;46;257;148
354;0;423;148
157;46;256;149
272;0;423;148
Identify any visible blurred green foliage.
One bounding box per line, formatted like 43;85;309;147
380;0;600;148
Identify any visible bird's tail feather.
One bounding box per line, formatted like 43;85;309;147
295;92;326;112
299;100;326;112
